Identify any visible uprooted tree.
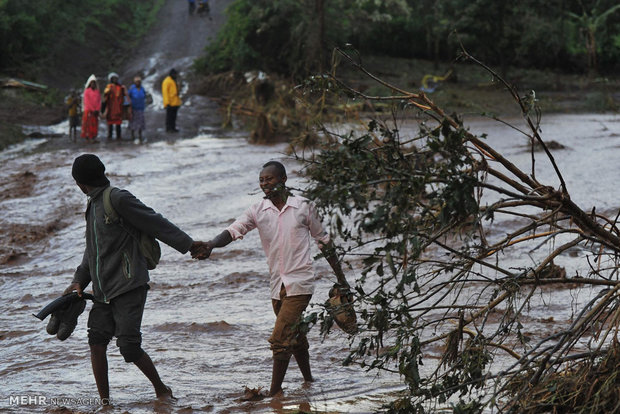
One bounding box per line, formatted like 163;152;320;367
296;48;620;413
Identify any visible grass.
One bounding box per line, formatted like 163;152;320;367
335;54;620;117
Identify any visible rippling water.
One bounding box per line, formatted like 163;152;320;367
0;132;404;414
1;112;620;413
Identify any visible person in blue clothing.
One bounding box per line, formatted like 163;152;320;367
128;76;148;144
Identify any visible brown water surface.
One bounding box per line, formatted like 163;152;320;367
2;113;620;413
0;133;403;413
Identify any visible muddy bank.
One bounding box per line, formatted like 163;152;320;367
0;166;77;267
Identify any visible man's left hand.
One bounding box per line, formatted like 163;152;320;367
189;241;212;260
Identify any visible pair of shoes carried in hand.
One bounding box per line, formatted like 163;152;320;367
34;292;93;341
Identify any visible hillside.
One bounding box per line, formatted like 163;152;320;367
1;0;620;151
0;0;230;150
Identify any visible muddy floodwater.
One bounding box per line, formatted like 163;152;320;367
1;112;620;413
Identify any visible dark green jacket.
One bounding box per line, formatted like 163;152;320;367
72;186;193;303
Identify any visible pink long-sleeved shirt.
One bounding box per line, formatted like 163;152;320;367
226;195;330;300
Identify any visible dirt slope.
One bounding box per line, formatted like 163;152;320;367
118;0;232;140
0;0;232;150
123;0;227;74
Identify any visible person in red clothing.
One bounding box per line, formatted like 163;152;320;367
103;72;128;141
81;74;101;144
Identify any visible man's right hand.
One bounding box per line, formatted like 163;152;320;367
189;241;213;260
63;282;83;297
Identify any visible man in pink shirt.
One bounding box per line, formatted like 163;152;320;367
197;161;351;397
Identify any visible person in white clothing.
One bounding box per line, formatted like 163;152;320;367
195;161;351;397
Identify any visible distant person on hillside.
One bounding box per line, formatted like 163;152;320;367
66;89;81;142
188;0;196;15
81;75;101;144
197;0;211;19
103;72;128;141
128;76;149;144
162;69;181;133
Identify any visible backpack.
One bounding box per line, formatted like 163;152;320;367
102;187;161;270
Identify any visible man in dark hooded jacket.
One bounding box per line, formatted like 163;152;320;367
63;153;206;402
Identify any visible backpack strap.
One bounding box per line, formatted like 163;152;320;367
102;187;120;224
101;186;161;270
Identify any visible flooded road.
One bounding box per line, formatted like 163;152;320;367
1;112;620;413
0;130;404;413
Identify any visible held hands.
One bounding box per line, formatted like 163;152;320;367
189;241;213;260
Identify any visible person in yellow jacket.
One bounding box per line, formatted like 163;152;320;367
162;68;181;133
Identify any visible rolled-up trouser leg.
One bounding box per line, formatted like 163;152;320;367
114;286;148;363
87;286;149;363
269;285;312;361
88;302;114;347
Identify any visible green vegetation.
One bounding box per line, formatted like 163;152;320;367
0;0;165;150
296;48;620;413
0;0;165;83
195;0;333;78
197;0;620;79
194;0;620;148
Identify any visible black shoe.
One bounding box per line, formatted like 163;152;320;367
56;297;87;341
46;313;61;335
43;295;87;341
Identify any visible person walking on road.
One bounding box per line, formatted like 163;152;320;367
194;161;352;398
128;76;148;144
196;0;212;19
63;154;208;403
162;69;181;133
81;75;101;144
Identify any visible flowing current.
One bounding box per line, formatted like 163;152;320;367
1;112;620;413
0;129;405;413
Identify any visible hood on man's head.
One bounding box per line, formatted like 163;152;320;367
108;72;119;82
72;154;110;187
84;74;98;90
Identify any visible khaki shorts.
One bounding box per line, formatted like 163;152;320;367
269;285;311;361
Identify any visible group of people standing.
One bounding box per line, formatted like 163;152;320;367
77;68;181;144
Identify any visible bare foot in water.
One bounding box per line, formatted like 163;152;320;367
269;389;284;399
156;385;176;400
